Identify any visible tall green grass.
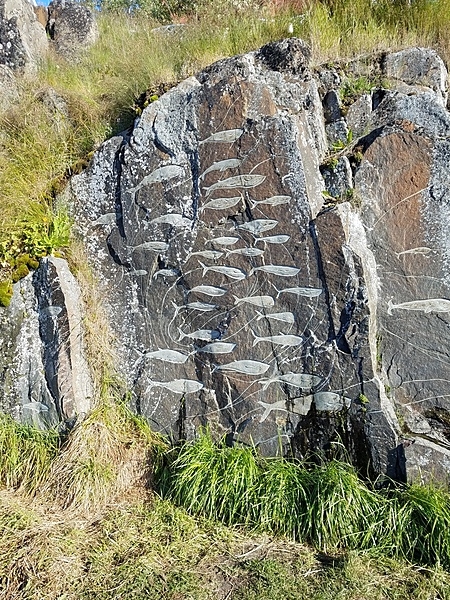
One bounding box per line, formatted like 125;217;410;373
0;413;60;494
157;432;450;568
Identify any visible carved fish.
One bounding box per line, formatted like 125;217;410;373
208;236;240;246
396;247;433;258
132;241;169;253
204;174;266;197
276;286;323;298
314;392;351;412
198;260;246;281
200;159;242;180
214;360;270;375
237;219;278;235
145;349;190;364
172;301;218;317
22;402;49;412
201;196;243;212
225;247;265;258
191;250;224;260
255;235;290;245
387;298;450;315
250;195;291;208
258;396;313;422
151;213;192;227
195;342;236;354
148;379;204;394
90;212;116;227
252;332;303;347
41;306;62;317
178;327;221;342
234;295;275;308
259;372;322;391
255;310;295;324
199;129;243;145
152;268;179;278
128;165;184;193
250;265;300;277
190;285;228;297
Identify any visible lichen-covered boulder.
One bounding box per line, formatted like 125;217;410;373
48;0;98;61
0;0;48;74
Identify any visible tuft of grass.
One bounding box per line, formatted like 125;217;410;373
44;397;166;511
158;431;450;569
0;413;60;494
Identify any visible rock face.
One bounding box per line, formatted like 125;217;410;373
48;0;98;61
0;0;48;74
2;41;450;483
0;257;93;429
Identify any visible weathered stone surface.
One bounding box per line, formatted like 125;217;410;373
48;0;98;61
1;40;447;482
69;39;400;475
0;0;48;74
321;156;352;200
0;257;93;429
346;93;371;138
383;47;448;107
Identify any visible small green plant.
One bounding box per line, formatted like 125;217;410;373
340;76;372;105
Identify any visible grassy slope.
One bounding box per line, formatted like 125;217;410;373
2;1;450;596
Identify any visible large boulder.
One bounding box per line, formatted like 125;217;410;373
0;0;48;74
3;39;450;484
48;0;98;61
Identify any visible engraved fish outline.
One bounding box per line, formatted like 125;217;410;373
276;286;323;298
237;219;279;236
127;165;184;194
145;349;191;364
255;235;290;245
250;265;300;277
251;331;303;347
250;195;291;208
259;372;323;391
199;159;243;180
233;295;275;308
213;360;270;376
258;396;313;423
199;129;244;145
147;379;204;394
204;174;266;197
195;342;236;354
198;260;246;281
200;196;243;212
189;285;228;297
255;310;295;324
387;298;450;315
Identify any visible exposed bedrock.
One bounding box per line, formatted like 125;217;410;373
2;40;450;482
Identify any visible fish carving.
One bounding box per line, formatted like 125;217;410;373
387;298;450;315
204;174;266;197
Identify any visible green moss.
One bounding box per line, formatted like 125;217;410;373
0;280;13;307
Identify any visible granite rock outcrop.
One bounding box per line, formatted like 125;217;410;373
2;41;450;483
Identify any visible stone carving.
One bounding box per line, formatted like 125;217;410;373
2;39;450;483
68;39;395;476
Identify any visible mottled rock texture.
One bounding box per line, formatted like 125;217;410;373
0;0;48;74
48;0;98;61
3;41;450;483
0;258;93;429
